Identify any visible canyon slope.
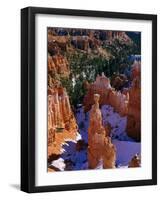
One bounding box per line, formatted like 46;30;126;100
47;28;141;171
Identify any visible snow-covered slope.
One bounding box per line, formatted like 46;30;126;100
101;105;134;141
113;140;141;167
50;105;141;171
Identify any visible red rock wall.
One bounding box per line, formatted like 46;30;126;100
83;74;129;116
126;78;141;141
126;61;141;141
48;54;70;78
108;89;129;116
48;86;78;157
83;74;111;111
83;63;141;141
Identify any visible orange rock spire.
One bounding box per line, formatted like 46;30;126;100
83;73;129;116
88;94;116;169
126;61;141;141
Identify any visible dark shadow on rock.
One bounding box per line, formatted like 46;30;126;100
48;154;61;164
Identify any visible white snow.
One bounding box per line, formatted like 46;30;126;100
76;132;82;141
51;158;66;171
101;105;134;141
95;159;103;170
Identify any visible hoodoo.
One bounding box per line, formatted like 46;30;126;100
47;27;141;171
126;61;141;141
83;73;129;116
88;94;116;169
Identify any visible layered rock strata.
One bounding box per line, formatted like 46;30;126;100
83;73;129;116
48;53;70;78
48;86;78;157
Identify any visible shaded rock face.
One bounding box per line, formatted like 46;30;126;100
48;34;69;55
83;73;112;112
128;154;141;168
47;29;79;164
126;61;141;141
111;74;128;90
126;78;141;141
131;60;141;80
105;31;132;45
48;32;71;82
71;35;101;51
48;54;70;78
48;86;78;157
83;73;129;116
83;64;141;142
48;28;132;59
88;94;116;169
108;89;129;116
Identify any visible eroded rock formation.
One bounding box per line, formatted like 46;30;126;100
47;29;78;166
131;60;141;80
83;73;112;112
88;94;116;169
83;73;129;116
48;29;132;60
83;66;141;141
111;73;128;90
48;86;78;157
108;89;129;116
48;53;70;78
48;33;69;54
128;154;141;168
126;61;141;141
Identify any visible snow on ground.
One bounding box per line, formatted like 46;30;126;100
71;150;88;170
75;106;89;143
52;140;88;171
95;159;103;170
51;105;141;171
51;158;66;171
101;105;134;141
113;139;141;167
65;132;82;143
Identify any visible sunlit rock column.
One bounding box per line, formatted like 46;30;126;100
48;95;56;146
127;61;141;141
126;78;141;141
102;137;116;169
88;94;103;169
88;94;116;169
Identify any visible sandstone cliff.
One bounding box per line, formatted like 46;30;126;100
47;30;76;161
48;53;70;78
48;86;78;157
83;73;129;116
83;73;111;112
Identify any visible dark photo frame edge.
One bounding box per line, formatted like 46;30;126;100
21;6;157;193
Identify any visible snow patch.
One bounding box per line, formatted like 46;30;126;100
51;158;66;171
